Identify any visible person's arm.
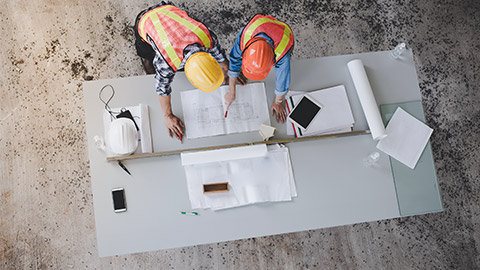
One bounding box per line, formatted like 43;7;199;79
219;61;229;85
153;54;185;140
158;95;184;140
207;30;226;61
225;30;247;110
270;51;292;123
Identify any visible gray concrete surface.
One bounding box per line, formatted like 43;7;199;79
0;0;479;269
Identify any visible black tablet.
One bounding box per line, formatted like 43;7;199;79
287;95;322;130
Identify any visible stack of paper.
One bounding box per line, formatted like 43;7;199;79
180;83;271;139
181;144;297;210
286;85;355;137
102;104;153;157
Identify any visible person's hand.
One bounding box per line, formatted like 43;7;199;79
163;114;185;141
271;100;287;123
224;86;236;111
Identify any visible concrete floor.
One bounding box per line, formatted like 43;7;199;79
1;0;479;269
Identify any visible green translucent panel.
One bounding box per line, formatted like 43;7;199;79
380;101;443;216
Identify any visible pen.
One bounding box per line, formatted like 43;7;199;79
180;211;198;216
118;161;131;176
224;110;228;118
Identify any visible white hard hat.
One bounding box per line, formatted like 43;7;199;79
108;118;139;156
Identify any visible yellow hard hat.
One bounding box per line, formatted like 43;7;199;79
185;52;223;92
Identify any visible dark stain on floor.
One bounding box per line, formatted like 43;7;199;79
45;39;61;60
62;58;93;81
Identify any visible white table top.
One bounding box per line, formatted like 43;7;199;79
83;50;424;257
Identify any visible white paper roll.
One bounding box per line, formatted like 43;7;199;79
347;59;387;140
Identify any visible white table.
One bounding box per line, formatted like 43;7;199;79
83;50;442;257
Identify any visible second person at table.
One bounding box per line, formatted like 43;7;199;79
225;14;294;123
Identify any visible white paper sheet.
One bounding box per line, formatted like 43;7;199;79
181;83;271;139
285;86;355;137
102;104;152;157
181;144;268;166
183;145;297;210
347;59;387;140
376;107;433;169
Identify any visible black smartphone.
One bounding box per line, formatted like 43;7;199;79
112;188;127;213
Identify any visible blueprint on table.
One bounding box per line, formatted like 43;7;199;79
181;83;271;139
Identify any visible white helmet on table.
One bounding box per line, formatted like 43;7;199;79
107;118;139;156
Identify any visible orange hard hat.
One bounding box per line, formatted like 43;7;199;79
242;37;275;81
185;52;224;93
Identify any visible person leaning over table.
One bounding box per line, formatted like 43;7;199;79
134;2;247;140
225;14;294;123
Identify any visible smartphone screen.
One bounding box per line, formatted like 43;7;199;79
112;188;126;212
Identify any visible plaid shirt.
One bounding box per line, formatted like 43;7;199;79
147;32;226;96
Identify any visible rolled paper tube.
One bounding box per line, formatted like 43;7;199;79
347;59;387;140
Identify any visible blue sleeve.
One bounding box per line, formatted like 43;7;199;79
227;29;244;78
274;50;291;97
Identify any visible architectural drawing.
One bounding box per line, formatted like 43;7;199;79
181;83;270;139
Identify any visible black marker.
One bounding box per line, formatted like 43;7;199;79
118;161;131;176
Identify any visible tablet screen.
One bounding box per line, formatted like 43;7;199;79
289;96;321;129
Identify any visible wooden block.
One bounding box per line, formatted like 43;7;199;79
203;182;229;194
259;124;276;141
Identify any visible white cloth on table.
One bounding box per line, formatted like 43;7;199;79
181;144;297;210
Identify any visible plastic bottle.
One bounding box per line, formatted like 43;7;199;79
391;43;406;59
363;152;381;166
94;135;106;151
